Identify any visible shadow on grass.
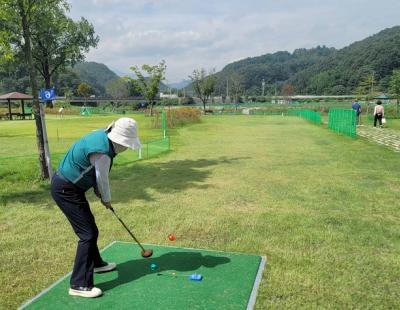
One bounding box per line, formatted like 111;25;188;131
111;156;249;202
97;251;230;291
0;184;50;206
0;156;248;205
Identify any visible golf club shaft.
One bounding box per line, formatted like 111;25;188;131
110;208;146;252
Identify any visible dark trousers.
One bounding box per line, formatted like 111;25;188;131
51;174;103;287
374;114;382;127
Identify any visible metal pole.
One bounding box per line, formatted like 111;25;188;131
39;102;53;178
8;99;12;120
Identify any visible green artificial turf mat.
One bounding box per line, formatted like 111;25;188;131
20;242;265;309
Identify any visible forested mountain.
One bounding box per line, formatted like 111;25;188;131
0;61;119;97
71;62;119;96
214;26;400;95
2;26;399;97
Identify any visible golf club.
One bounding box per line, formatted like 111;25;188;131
110;207;153;258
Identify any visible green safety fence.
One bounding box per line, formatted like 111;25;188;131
249;110;285;116
137;136;170;160
328;109;356;138
161;111;167;138
80;106;91;116
0;137;171;177
287;109;322;125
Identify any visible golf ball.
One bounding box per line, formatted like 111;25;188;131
168;234;176;241
150;263;158;271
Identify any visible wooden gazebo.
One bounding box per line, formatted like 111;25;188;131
0;92;33;120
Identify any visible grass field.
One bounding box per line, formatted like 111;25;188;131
1;114;399;309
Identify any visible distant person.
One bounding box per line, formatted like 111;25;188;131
58;106;65;118
81;104;88;116
51;118;141;298
373;100;384;128
351;99;361;125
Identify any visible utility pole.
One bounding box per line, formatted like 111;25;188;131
371;72;375;95
226;79;229;99
262;79;265;97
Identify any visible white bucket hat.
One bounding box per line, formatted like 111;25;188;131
107;118;141;150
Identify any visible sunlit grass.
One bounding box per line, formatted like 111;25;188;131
0;115;399;309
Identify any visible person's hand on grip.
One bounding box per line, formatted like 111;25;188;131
102;200;112;209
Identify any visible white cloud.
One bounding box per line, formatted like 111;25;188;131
68;0;400;82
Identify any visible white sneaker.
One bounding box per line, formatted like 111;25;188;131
94;262;116;273
69;286;102;298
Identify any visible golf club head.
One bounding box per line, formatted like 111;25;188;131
141;249;153;258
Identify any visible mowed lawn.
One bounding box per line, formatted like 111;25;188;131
1;115;400;309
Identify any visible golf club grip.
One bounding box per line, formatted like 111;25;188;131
111;209;146;251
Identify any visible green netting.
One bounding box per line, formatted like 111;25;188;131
138;136;170;160
328;109;356;138
80;106;91;116
0;138;170;179
88;107;131;115
249;110;284;116
287;109;322;125
161;111;167;138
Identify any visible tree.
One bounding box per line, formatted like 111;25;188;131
189;68;216;112
282;83;295;103
356;73;378;116
31;3;98;107
0;0;50;178
331;85;347;95
77;82;92;98
106;78;130;99
126;79;142;97
229;73;243;111
106;78;130;112
389;69;400;117
53;68;80;97
126;60;166;116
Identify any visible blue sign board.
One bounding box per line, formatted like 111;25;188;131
40;88;56;101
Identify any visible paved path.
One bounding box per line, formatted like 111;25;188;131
357;125;400;152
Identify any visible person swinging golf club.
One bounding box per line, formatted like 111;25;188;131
51;118;141;298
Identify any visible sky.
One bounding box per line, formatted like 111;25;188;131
68;0;400;83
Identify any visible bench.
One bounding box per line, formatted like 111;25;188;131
5;112;33;120
20;112;33;120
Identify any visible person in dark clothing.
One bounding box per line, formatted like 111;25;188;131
51;118;141;298
351;99;362;125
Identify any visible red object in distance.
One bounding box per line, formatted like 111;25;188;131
168;234;176;241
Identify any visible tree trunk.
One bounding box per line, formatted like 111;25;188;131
397;97;399;118
19;0;49;179
44;71;53;108
149;101;153;116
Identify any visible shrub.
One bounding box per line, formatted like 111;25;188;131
152;107;201;128
179;97;195;105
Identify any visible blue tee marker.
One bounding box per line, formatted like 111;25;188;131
189;274;203;281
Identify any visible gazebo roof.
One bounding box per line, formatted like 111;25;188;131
0;92;33;100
